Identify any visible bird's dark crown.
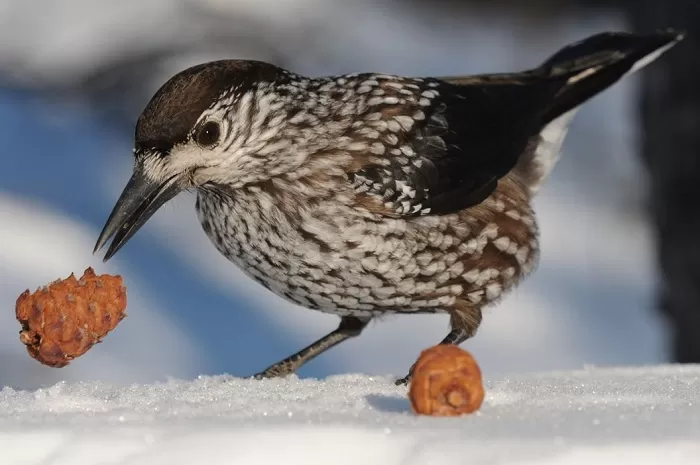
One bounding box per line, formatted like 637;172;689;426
135;60;288;152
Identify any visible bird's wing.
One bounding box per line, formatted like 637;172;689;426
349;76;562;217
349;30;683;217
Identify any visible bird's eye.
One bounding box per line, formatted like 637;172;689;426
195;121;221;147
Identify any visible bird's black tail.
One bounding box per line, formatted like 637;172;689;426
536;29;684;123
439;30;684;196
509;29;684;194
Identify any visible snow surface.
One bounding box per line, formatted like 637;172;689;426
1;365;699;465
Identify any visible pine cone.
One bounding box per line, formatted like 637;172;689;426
15;267;127;367
408;344;485;416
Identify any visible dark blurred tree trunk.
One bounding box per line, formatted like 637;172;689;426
623;1;700;363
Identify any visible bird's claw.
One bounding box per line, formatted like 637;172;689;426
251;371;274;380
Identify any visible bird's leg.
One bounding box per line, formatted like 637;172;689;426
394;327;471;386
396;307;482;385
253;316;371;379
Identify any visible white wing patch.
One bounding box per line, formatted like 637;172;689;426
528;108;578;195
526;33;683;196
629;37;682;75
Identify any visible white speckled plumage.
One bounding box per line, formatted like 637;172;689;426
196;175;536;319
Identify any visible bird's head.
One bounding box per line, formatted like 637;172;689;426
93;59;328;261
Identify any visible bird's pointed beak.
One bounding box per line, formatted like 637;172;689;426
93;167;184;262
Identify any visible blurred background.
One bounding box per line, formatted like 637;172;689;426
0;0;696;390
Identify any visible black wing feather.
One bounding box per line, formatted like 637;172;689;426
351;78;562;216
350;30;682;217
416;81;562;215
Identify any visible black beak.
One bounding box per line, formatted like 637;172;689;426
93;167;183;262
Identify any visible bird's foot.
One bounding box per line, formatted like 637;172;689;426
251;368;288;380
251;360;298;380
395;363;416;386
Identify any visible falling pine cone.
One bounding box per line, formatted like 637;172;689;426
408;344;485;416
15;267;127;368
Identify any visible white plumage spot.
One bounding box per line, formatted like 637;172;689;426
467;291;483;303
400;146;415;157
483;224;499;239
347;142;368;151
386;120;401;133
448;261;464;277
516;246;530;265
359;128;380;139
384;134;399;145
630;38;682;74
422;261;439;276
415;252;433;266
493;236;511;252
370;142;385;155
394;116;414;131
505;210;521;220
486;283;502;300
384;82;404;90
463;269;480;283
529;109;577;194
566;66;600;84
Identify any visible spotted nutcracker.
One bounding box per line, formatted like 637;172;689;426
94;30;684;384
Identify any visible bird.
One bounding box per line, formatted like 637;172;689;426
94;29;684;385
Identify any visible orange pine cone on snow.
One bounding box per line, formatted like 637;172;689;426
408;344;485;416
15;267;127;367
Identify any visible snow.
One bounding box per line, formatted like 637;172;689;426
1;365;699;464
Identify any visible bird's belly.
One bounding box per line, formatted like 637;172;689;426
195;194;387;316
195;211;415;317
195;192;539;318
